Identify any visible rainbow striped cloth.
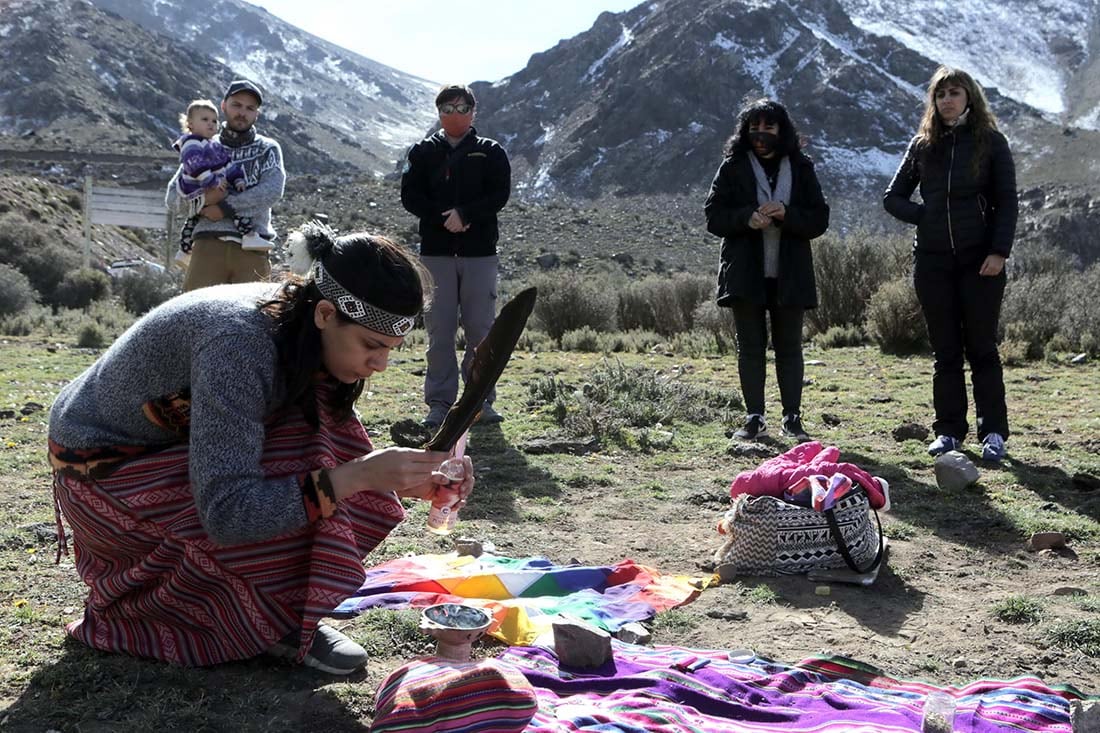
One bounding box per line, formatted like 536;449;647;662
502;641;1096;732
333;553;711;645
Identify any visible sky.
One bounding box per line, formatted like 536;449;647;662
240;0;643;83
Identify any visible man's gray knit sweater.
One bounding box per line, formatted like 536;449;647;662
49;283;316;546
165;130;284;241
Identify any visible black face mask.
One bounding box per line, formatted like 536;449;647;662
749;131;779;155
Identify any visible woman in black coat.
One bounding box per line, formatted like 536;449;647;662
884;66;1017;463
704;99;830;441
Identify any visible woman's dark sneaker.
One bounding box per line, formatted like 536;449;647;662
781;413;810;442
927;435;962;456
266;623;368;675
734;414;767;440
981;433;1006;463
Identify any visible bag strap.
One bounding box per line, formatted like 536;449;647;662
823;491;884;574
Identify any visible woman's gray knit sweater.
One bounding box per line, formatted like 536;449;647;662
49;283;318;546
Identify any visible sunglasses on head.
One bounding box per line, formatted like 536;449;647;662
438;103;472;115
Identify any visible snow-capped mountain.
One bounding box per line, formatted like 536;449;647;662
468;0;1098;199
838;0;1100;128
88;0;438;167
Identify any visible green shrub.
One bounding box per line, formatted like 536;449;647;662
1059;264;1100;355
807;229;910;336
529;273;617;342
75;322;108;348
1000;272;1067;355
561;326;603;352
56;268;111;309
669;329;719;358
597;329;664;354
999;339;1032;366
866;277;928;354
815;325;865;349
0;263;38;316
617;273;712;336
529;359;741;443
990;595;1043;624
692;300;736;354
0;213;47;263
114;269;180;315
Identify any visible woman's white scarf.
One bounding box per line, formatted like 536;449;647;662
748;154;792;279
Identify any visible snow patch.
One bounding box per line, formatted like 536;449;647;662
800;19;923;100
815;143;901;180
583;24;634;83
1074;103;1100;131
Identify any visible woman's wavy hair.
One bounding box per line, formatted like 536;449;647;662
259;221;432;428
917;66;999;172
723;98;802;158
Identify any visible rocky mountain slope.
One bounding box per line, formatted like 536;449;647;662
470;0;1099;199
0;0;431;173
89;0;438;167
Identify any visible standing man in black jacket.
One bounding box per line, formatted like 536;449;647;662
401;84;511;429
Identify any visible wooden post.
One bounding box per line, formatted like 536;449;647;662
82;176;92;268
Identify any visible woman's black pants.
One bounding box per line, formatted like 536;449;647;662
913;250;1009;441
730;279;805;417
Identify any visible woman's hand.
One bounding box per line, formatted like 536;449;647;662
402;455;476;509
748;210;772;230
328;447;452;502
758;202;786;221
979;254;1005;277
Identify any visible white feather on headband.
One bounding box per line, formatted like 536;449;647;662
284;230;315;275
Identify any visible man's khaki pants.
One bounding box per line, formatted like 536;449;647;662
183;236;271;292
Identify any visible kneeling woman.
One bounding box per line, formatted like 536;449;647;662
48;222;470;674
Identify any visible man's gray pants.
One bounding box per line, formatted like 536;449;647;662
420;255;499;411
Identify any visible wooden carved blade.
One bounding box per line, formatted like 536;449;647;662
424;287;538;452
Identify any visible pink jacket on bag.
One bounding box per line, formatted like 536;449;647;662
729;441;888;509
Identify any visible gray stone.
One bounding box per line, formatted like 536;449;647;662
553;616;612;668
892;422;930;442
933;451;980;491
1070;353;1089;365
1071;699;1100;733
616;622;652;645
535;253;560;269
453;538;483;557
521;437;600;456
1027;532;1067;552
1053;586;1087;597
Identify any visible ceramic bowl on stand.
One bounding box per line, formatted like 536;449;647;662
419;603;493;661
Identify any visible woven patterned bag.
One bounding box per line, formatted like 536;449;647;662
714;488;883;577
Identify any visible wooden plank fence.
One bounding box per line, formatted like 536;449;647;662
82;176;175;268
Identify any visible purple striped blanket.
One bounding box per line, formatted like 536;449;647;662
499;641;1094;732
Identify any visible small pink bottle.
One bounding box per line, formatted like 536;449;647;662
427;433;467;535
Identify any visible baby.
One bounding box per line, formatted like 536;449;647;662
171;99;262;266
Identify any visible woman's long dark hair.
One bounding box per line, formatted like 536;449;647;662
260;222;431;428
723;98;802;158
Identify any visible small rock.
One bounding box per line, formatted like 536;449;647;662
1052;586;1087;597
869;395;894;404
553;616;612;669
1070;699;1100;732
892;422;930;442
1072;473;1100;492
20;402;44;415
704;609;749;621
952;658;968;669
389;419;432;448
453;538;483;557
616;622;652;645
1027;532;1067;552
725;441;774;459
521;437;600;455
805;360;825;366
1069;353;1089;365
0;410;15;419
821;413;842;426
933;451;980;491
814;585;831;596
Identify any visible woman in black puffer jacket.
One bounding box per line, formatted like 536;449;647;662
884;66;1017;463
705;99;830;442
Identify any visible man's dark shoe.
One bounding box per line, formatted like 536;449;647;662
733;414;767;440
781;413;810;442
422;404;450;431
477;403;503;424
